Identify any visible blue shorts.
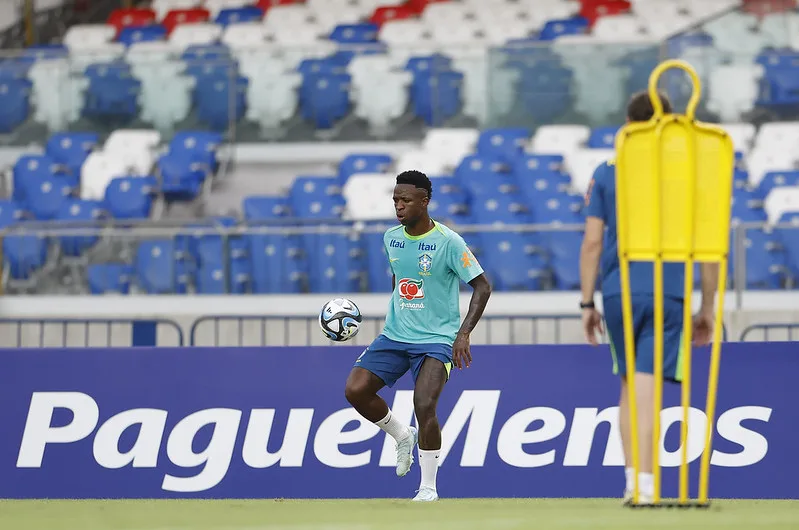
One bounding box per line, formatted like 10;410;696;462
603;295;686;382
354;334;453;388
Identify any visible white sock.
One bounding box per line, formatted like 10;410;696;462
374;410;410;442
419;449;440;491
638;472;654;497
625;467;635;491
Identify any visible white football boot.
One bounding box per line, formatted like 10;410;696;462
395;426;418;477
412;487;439;502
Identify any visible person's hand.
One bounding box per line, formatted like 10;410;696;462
582;308;604;346
453;332;472;369
692;310;714;346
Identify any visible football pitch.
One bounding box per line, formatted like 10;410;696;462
1;499;797;530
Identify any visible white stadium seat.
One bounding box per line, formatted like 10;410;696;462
204;0;250;18
351;71;413;137
395;150;449;176
27;58;86;132
379;19;429;46
765;187;799;225
169;23;224;50
720;123;757;154
342;173;397;221
755;122;799;151
68;43;127;72
707;64;763;123
530;125;591;157
263;5;315;30
222;22;268;49
747;148;798;188
422;128;479;171
246;71;303;136
81;152;133;201
567;148;615;193
63;24;116;50
591;14;648;40
103;130;161;177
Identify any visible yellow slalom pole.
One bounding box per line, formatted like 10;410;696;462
619;256;639;504
699;257;728;504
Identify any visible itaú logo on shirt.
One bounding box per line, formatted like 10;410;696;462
397;278;425;302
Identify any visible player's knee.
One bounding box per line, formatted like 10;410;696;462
413;393;437;422
344;378;371;406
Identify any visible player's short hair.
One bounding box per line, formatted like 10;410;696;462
626;90;673;122
396;170;433;199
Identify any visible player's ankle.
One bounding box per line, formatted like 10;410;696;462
374;410;411;441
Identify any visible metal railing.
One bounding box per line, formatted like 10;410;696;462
0;317;184;347
189;314;587;347
739;323;799;342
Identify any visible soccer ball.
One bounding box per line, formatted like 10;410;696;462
319;298;362;342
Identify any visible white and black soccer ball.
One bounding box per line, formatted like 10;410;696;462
319;298;362;342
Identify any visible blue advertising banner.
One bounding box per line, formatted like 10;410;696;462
0;343;796;500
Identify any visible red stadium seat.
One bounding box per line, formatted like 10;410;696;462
107;8;157;33
405;0;450;15
579;0;631;26
369;5;416;27
254;0;306;13
162;8;211;34
743;0;797;16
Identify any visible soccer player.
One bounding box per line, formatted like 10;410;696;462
579;90;719;504
344;170;492;502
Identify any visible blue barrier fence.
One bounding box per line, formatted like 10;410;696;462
0;343;795;499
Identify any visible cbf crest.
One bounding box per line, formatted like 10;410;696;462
418;253;433;275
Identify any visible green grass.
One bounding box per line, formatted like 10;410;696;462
1;499;797;530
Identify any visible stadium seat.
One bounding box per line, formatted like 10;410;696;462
289;176;345;219
117;25;168;46
395;149;449;176
476;128;529;164
25;178;75;221
3;233;48;281
765;187;799;225
13;154;63;202
248;233;307;293
587;125;621;148
88;263;135;294
0;78;31;133
243;196;291;220
342;173;396;221
55;199;104;257
63;24;117;50
135;240;190;294
530;125;590;156
195;74;249;130
156;152;208;201
107;8;157;34
103;129;161;176
82;64;142;125
301;72;351;129
305;230;364;293
337;153;393;185
567;148;614;193
80;151;132;202
0;200;26;227
215;6;263;25
105;176;158;219
162;8;211;34
480;234;550;291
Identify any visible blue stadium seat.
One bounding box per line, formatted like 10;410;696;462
734;167;749;190
327;46;388;68
428;193;469;224
182;44;232;62
337;153;392;184
455;154;514;194
409;69;464;126
514;63;573;123
0;60;30;80
363;222;394;292
756;49;799;109
195;265;226;294
45;132;99;177
304;229;364;293
55;199;103;256
135;240;190;294
514;154;566;175
105;176;158;219
588;126;621;148
157;153;206;201
3;233;48;280
476;128;529;164
243;196;291;220
248;234;306;293
88;263;134;294
0;78;31;133
289;176;345;219
301;72;351;129
547;231;582;290
117;25;167;46
13;154;62;202
82;66;141;124
329;23;379;44
229;256;252;294
169;131;222;170
478;233;549;291
195;74;248;130
471;194;532;224
538;17;589;40
405;53;453;75
215;6;263;25
758;171;799;199
24;178;74;220
776;213;799;277
21;43;68;61
729;229;788;289
0;199;25;227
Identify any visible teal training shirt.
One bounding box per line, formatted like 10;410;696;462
381;221;484;346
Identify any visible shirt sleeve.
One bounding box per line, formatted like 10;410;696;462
448;234;484;284
583;162;607;222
